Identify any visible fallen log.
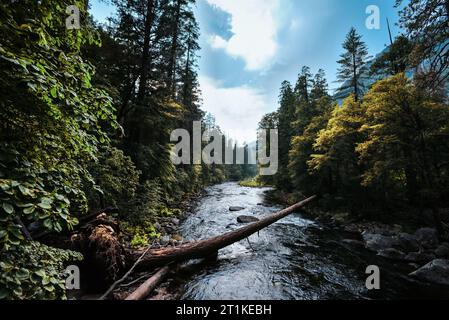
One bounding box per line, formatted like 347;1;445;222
125;266;172;300
134;196;316;269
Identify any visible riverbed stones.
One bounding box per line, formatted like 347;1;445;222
160;235;170;246
237;216;260;224
396;233;421;252
414;228;439;249
404;252;436;263
229;206;245;212
154;222;162;231
377;248;406;261
435;243;449;258
362;232;400;252
409;259;449;286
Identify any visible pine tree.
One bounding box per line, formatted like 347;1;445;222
336;27;369;102
276;81;296;188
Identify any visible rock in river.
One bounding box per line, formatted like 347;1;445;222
237;216;260;224
409;259;449;286
404;251;436;263
435;243;449;258
414;228;439;249
229;206;245;212
377;248;406;261
362;232;399;252
396;233;421;252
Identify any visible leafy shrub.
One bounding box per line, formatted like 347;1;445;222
86;146;140;212
0;241;82;300
123;220;160;248
0;1;115;299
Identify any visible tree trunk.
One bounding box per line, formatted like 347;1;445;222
168;0;182;97
134;196;316;269
352;52;358;101
125;266;172;300
137;0;155;101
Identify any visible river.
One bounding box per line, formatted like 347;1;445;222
177;182;448;300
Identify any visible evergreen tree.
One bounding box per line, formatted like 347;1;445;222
370;35;413;76
336;27;369;101
276;81;296;189
396;0;449;91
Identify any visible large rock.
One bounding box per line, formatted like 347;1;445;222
409;259;449;286
377;248;405;261
229;206;245;212
237;216;260;224
362;232;400;252
435;243;449;258
414;228;439;249
377;248;406;261
405;252;436;263
396;233;421;252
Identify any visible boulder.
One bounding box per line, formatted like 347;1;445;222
396;233;421;252
409;259;449;286
377;248;406;261
414;228;439;249
404;252;436;263
237;216;260;224
229;206;245;212
362;232;399;252
435;243;449;258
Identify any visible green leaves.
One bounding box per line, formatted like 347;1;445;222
0;242;83;300
23;206;35;215
50;86;58;98
2;203;14;215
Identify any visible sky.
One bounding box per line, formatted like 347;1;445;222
90;0;405;143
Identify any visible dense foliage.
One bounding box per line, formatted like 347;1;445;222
261;14;449;225
0;0;256;299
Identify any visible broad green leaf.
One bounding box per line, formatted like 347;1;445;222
23;206;35;214
37;202;52;210
2;203;14;214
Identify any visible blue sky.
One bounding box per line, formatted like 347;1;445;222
90;0;405;142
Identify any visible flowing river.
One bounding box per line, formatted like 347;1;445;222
178;182;448;300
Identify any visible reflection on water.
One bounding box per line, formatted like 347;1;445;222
179;182;448;300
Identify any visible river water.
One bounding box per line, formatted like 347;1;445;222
178;182;448;300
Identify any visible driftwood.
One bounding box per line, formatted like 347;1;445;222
134;196;316;269
125;266;172;300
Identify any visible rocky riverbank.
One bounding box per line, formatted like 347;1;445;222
340;222;449;286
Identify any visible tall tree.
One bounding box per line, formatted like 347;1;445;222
370;35;413;76
276;81;296;188
396;0;449;91
336;27;369;102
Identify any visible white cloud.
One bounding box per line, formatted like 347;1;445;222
206;0;280;71
199;76;271;143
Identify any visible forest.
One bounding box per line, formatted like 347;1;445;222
259;1;449;227
0;0;448;300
